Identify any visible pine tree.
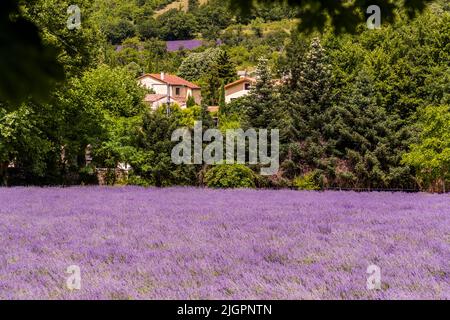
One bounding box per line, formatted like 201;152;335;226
290;37;333;140
323;70;414;189
216;50;237;85
242;58;278;129
280;37;335;179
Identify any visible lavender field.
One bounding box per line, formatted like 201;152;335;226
0;187;448;300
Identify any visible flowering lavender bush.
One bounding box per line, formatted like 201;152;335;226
0;187;448;300
166;40;203;52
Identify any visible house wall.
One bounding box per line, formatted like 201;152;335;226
225;82;244;96
172;86;187;98
191;89;202;105
225;82;250;103
139;77;170;95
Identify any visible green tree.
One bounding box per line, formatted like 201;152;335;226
194;0;234;39
241;58;278;129
105;20;136;45
178;48;237;83
278;37;334;179
402;105;450;192
157;9;198;41
324;71;414;189
290;37;333;138
0;0;104;184
324;7;450;119
136;18;159;40
218;81;226;111
216;50;238;84
25;0;103;79
199;65;222;106
200;99;215;129
0;104;52;185
130;106;200;187
94;116;141;183
186;95;197;108
58;65;146;173
178;48;216;81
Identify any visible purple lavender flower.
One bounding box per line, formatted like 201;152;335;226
0;187;448;299
166;40;203;52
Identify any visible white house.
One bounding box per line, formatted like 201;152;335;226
224;77;256;103
137;72;201;109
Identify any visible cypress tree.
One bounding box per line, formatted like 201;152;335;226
218;80;226;113
186;95;196;108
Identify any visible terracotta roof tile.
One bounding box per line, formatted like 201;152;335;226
224;77;256;89
144;94;167;103
138;73;200;89
144;94;187;105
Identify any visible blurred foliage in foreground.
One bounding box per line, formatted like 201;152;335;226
228;0;433;33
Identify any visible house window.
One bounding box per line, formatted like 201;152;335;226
175;87;180;96
244;83;251;90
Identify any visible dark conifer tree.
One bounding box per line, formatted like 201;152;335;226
242;58;278;129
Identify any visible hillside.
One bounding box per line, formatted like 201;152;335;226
94;0;300;73
154;0;209;17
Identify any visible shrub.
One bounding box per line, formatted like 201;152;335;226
127;174;151;187
204;164;256;188
293;172;320;190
